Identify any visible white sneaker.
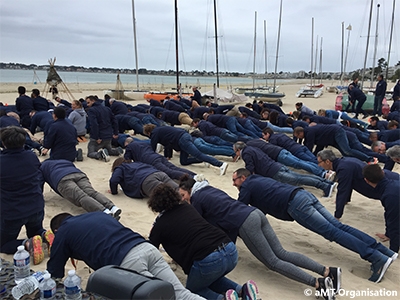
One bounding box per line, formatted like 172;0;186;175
325;171;336;182
103;208;112;215
110;206;122;218
156;143;163;153
98;148;110;162
219;162;228;176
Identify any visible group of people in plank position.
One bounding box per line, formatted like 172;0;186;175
1;80;399;300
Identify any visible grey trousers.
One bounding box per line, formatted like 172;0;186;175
120;242;205;300
141;172;178;197
239;209;325;287
57;173;114;212
87;138;120;159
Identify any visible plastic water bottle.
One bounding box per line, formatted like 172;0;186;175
13;245;30;284
63;270;82;300
39;273;56;300
11;271;46;300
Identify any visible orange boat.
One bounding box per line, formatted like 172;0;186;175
144;91;193;102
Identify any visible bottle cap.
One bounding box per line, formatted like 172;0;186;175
43;273;51;280
17;245;25;251
68;270;76;276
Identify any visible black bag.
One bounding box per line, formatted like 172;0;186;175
86;265;175;299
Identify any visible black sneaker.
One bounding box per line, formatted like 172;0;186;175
316;277;335;300
369;256;392;283
76;148;83;161
328;267;341;294
98;148;110;162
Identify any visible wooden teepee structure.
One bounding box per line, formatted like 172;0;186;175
42;57;75;101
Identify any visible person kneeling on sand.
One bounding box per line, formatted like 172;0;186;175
40;159;121;219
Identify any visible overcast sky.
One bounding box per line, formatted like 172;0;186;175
0;0;398;73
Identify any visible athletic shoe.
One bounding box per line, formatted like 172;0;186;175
156;143;163;153
325;171;336;182
27;235;44;265
220;162;228;176
99;148;110;162
323;183;337;198
76;148;83;161
316;277;335;300
117;146;124;155
391;253;398;261
241;280;258;300
42;229;54;256
110;206;122;218
367;157;379;165
369;256;393;283
103;208;113;215
328;267;341;294
224;289;239;300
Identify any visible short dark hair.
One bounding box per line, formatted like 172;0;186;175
32;89;40;97
111;157;130;172
262;127;274;136
143;124;156;136
293;126;305;135
0;126;26;149
370;116;379;123
148;184;182;213
53;107;66;119
362;164;384;183
50;213;72;232
234;168;251;178
18;86;26;95
179;174;196;193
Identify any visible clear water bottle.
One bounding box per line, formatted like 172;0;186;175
11;271;46;300
39;273;56;300
63;270;82;300
13;245;30;284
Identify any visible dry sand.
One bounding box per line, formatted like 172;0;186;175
1;80;399;300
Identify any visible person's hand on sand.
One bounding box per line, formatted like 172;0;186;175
376;233;390;242
96;139;102;144
106;189;111;194
41;148;49;155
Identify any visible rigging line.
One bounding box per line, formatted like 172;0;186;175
200;0;213;72
164;23;175;72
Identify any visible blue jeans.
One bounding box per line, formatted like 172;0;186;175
204;136;233;148
142;115;160;127
373;95;384;116
178;133;222;167
293;147;318;164
194;138;235;158
272;166;331;194
186;242;240;300
226;118;256;139
266;122;294;134
277;150;324;177
220;130;238;143
1;210;45;254
128;117;144;135
334;129;372;162
340;112;368;127
243;120;262;138
287;190;388;264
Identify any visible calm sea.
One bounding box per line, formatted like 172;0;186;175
0;69;289;87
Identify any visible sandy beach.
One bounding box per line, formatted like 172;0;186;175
1;79;399;300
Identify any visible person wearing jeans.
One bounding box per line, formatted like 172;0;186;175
234;142;335;197
148;184;257;300
373;75;387;116
193;137;236;159
234;169;397;284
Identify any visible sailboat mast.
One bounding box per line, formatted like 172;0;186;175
213;0;219;88
319;37;323;84
174;0;180;92
340;22;344;86
314;35;318;87
361;0;374;89
273;0;283;93
370;3;380;88
252;11;257;90
343;25;352;83
264;20;268;87
386;0;396;80
310;17;314;87
131;0;139;90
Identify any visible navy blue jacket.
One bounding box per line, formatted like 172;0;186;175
197;120;225;137
161;110;181;126
332;157;400;219
191;185;255;243
40;159;81;194
109;162;159;198
111;101;129;115
375;80;387;97
213;105;234;115
238;174;301;221
43;119;77;162
207;114;231;128
268;132;303;154
129;104;148;113
150;126;185;154
308;115;337;125
32;96;50;111
393;82;400;101
241;146;282;178
248;116;267;129
192;106;210;119
191;90;202;106
238;106;261;119
375;178;399;252
164;100;185;112
124;142;162;163
0;148;44;220
350;86;366;102
15;95;34;117
115;115;138;133
390;100;400;112
149;106;165;117
47;212;146;278
368;120;388;131
87;101;118;140
0;115;19;128
30;111;53;134
149;99;162;107
247;139;282;161
303;124;341;152
378;129;400;143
